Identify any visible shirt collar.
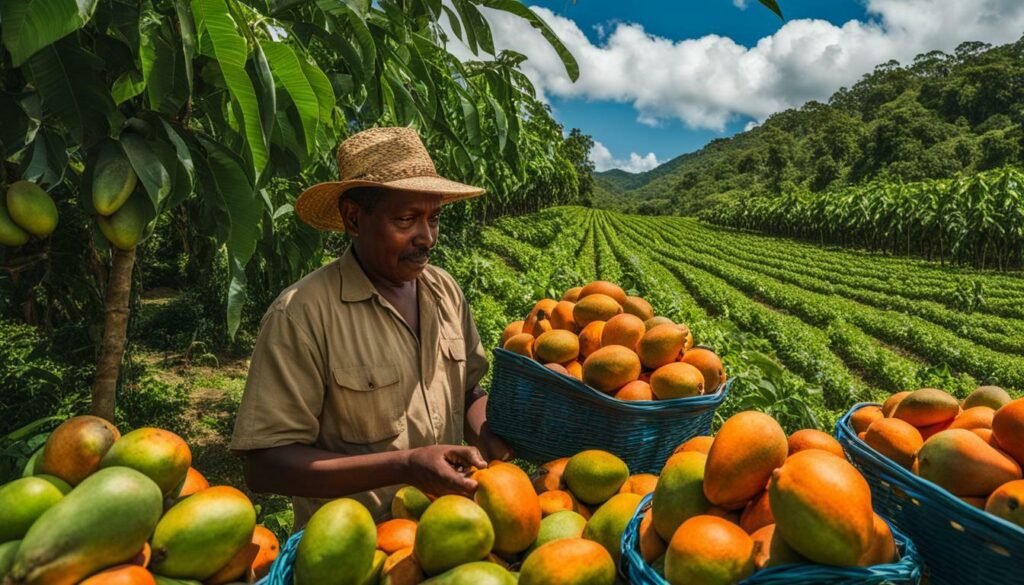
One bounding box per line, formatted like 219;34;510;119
338;246;443;303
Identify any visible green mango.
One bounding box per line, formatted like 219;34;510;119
20;448;43;478
154;577;203;585
0;201;29;246
149;486;256;580
357;549;387;585
421;561;517;585
294;498;376;585
0;540;21;578
0;477;67;543
5;181;57;237
6;467;163;585
97;193;149;250
524;510;587;557
92;142;138;216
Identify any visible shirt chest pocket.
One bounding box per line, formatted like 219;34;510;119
331;364;407;444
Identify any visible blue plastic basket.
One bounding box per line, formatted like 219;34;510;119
260;530;303;585
836;403;1024;585
621;493;923;585
487;348;730;474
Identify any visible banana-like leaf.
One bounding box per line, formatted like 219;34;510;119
192;0;269;176
251;41;277;154
1;0;99;66
263;41;319;159
472;0;579;81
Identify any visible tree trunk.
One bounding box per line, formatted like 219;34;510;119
91;247;136;422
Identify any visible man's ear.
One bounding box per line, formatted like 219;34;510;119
339;197;360;236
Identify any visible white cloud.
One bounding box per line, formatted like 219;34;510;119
733;0;749;9
590;141;660;173
450;0;1024;134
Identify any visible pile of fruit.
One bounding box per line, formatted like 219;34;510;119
638;411;902;584
500;281;726;401
292;450;649;585
0;415;279;584
0;181;58;247
852;386;1024;527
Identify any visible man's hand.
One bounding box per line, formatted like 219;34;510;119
478;422;513;462
406;445;488;497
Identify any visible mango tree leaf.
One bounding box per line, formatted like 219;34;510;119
1;0;99;66
316;0;375;83
262;41;319;159
0;94;32;157
173;0;198;87
758;0;784;18
111;70;146;105
298;55;336;129
472;0;579;81
22;38;114;145
140;11;191;116
198;136;259;338
441;5;462;43
21;128;68;187
192;0;269;176
120;131;171;212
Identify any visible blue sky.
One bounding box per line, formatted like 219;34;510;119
464;0;1024;172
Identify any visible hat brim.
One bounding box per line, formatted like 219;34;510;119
295;176;485;232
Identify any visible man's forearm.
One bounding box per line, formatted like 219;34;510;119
243;443;410;499
464;385;488;447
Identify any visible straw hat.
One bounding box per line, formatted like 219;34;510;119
295;127;485;231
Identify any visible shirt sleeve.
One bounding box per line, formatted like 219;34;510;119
461;291;490;393
229;308;326;452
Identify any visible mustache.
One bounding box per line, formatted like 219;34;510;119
400;248;431;262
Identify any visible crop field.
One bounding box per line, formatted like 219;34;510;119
446;207;1024;431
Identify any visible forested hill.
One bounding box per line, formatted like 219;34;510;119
596;38;1024;215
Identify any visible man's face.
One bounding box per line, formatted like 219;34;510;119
343;190;442;284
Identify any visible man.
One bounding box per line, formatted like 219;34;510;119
230;127;510;531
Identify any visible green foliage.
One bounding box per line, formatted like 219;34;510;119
600;38;1024;214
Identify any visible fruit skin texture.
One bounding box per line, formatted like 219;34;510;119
39;415;121;486
174;467;209;501
985;479;1024;528
916;429;1022;497
652;452;711;541
6;181;58;237
614;380;653;401
533;330;580;365
675;436;713;455
92;143;139;216
249;525;279;580
993;398;1024;466
680;348;725;393
563;450;629;506
851;405;884;434
79;564;156;585
420;561;516;585
637;324;687;370
600;314;646;352
638;509;666;563
377;519;418;555
294;498;376;585
380;546;423;585
500;321;524;346
414;495;495;575
0;477;67;543
473;462;542;556
769;449;873;567
573;294;622;327
357;550;386;585
518;538;616;585
533;458;569;494
525;510;587;557
538;490;574;516
964;386;1011;411
619;473;659;496
502;333;534;359
203;539;259;585
582;345;641;393
949;406;995;430
650;362;704;400
859;513;897;567
882;392;911;417
392;485;431;520
739;489;774;534
0;201;29;246
623;296;654;321
787;429;844;458
704;411;788;510
98;193;150;250
664;515;755;585
582;492;643;564
892;388;960;427
150;486;256;580
523;299;558;335
101;427;192;497
7;467;163;585
562;287;582;302
864;418;924;470
548;301;578;333
0;540;22;578
579;281;627;305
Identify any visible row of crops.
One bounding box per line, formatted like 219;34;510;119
450;207;1024;432
702;166;1024;270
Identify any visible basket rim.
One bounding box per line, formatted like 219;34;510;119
493;347;731;411
621;492;923;584
836;402;1024;541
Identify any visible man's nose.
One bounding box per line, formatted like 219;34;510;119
413;217;436;248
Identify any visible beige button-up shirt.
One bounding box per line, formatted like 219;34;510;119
230;247;489;530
